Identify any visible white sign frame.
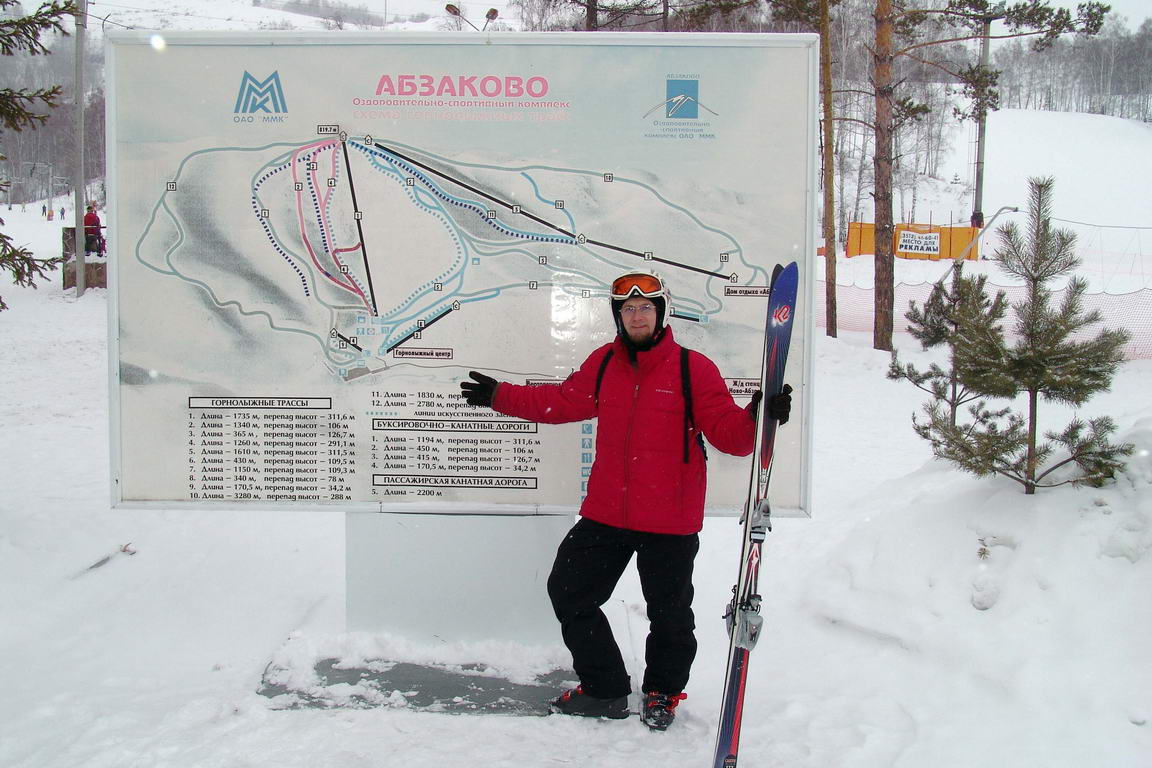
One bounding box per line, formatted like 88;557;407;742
107;31;817;517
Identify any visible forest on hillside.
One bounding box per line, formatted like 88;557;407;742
1;0;1148;243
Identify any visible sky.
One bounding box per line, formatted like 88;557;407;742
1080;0;1149;27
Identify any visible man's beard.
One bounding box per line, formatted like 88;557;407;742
623;327;658;352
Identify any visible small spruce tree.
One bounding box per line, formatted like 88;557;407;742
889;261;1008;428
913;177;1132;494
0;0;75;312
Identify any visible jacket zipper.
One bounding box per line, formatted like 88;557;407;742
621;363;641;528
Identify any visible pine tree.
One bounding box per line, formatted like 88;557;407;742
889;261;1007;428
0;0;75;312
914;177;1132;494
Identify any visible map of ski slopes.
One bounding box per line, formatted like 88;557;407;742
110;32;815;512
134;133;774;383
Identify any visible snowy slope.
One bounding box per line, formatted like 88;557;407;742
836;109;1152;297
1;257;1148;767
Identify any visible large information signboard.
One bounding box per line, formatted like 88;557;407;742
108;31;817;515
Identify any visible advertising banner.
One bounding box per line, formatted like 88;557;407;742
896;229;941;256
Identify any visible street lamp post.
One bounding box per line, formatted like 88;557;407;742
445;4;498;31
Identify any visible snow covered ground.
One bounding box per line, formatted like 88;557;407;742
1;244;1149;767
2;14;1152;765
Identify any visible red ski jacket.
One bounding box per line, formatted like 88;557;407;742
490;327;755;534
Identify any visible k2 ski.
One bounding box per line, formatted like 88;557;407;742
712;261;799;768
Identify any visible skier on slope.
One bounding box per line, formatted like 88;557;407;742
460;271;791;730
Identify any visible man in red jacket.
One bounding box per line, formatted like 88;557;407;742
83;204;102;257
460;271;790;730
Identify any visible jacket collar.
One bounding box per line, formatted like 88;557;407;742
613;325;677;370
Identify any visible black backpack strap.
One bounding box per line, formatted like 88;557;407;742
680;348;708;464
594;348;614;407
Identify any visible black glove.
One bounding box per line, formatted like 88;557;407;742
460;370;499;407
748;390;763;421
768;383;793;425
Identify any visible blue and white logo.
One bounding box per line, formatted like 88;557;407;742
643;78;718;120
234;71;288;114
665;79;700;119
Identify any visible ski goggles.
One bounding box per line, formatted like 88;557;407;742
611;273;665;299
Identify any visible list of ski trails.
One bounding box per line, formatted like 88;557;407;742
184;391;549;504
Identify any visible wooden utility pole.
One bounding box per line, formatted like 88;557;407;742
819;0;836;337
871;0;895;351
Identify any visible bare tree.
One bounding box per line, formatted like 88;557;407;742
868;0;1109;351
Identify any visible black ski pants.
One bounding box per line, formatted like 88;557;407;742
547;517;699;699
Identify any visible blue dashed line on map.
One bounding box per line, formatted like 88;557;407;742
346;144;468;322
249;195;309;297
352;142;574;246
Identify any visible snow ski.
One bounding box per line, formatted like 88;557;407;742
712;260;799;767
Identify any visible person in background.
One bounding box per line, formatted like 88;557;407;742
84;204;102;257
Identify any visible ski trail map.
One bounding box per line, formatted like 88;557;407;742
108;32;816;515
